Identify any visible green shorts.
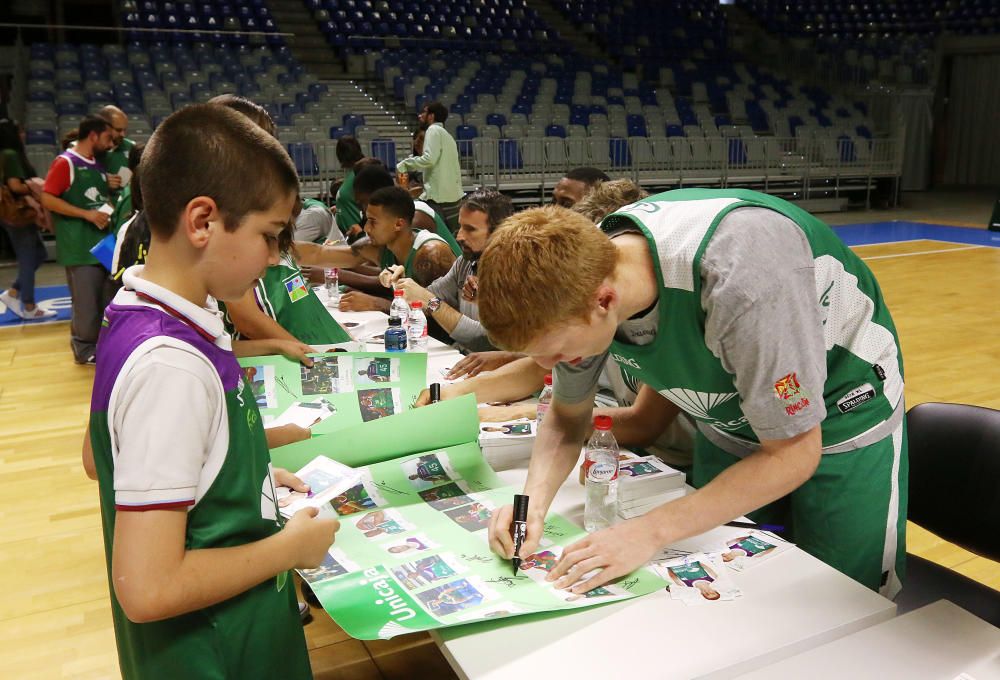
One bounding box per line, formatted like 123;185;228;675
693;420;908;598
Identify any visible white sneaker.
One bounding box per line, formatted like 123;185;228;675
0;290;22;317
19;306;57;321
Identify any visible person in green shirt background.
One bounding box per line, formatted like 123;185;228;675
96;105;134;202
0;118;56;320
41;115;116;363
334;136;364;241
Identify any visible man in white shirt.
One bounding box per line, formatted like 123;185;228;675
396;101;464;233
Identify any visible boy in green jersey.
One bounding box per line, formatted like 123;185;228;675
481;192;907;599
85;105;339;679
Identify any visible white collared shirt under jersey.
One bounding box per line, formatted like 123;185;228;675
109;266;235;511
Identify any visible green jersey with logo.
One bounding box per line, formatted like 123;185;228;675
52;151;111;266
670;562;713;587
90;295;311;679
379;229;450;279
223;253;352;345
100;138;135;177
601;188;903;450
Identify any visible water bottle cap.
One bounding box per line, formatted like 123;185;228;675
393;289;404;297
411;300;422;309
388;317;401;327
543;374;552;386
593;415;612;430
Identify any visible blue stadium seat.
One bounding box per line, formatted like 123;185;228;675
287;142;319;178
545;124;566;138
609;138;631;169
498;139;523;171
370;139;397;167
27;130;57;146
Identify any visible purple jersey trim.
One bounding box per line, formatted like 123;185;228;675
92;301;241;410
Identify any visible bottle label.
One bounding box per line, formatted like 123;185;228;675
584;459;618;483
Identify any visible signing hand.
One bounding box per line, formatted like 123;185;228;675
338;290;380;312
447;351;522;379
488;503;546;560
414;383;459;407
547;516;662;594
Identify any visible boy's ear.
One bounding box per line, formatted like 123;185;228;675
182;196;220;249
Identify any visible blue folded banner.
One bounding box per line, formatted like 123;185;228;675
90;232;117;272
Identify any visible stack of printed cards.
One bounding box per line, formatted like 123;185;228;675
276;455;362;518
617;454;686;520
478;419;536;469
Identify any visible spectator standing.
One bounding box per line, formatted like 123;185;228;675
396;101;464;233
0;118;56;320
41;115;116;364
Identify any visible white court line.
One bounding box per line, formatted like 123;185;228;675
859;244;985;261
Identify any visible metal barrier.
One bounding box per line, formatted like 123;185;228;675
456;135;903;206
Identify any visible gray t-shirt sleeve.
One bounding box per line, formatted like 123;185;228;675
449;316;493;351
701;207;827;441
553;350;609;404
293;205;333;243
427;257;460;306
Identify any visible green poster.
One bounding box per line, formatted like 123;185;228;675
271;396;481;469
238;351;427;436
297;442;666;640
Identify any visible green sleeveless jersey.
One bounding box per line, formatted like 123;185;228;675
414;200;462;256
100;138;135;176
52;151;111;266
601;188;903;450
90;291;311;679
335;169;361;234
379;229;450;279
242;253;352;345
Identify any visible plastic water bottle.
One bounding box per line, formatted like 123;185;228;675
389;289;410;327
536;374;553;426
385;316;408;352
324;268;339;307
408;300;428;350
584;415;619;532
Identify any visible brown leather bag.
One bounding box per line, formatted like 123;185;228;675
0;184;38;227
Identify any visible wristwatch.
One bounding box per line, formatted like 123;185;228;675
426;297;442;313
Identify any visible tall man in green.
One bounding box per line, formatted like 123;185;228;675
42;114;116;364
480;189;907;599
97;105;134;200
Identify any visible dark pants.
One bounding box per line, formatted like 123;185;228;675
65;264;115;362
428;199;462;235
2;223;47;305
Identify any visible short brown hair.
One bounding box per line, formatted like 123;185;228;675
462;188;514;233
140;104;298;240
478;206;618;350
573;179;649;224
208;94;277;138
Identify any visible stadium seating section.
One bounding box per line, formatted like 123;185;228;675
16;0;995;203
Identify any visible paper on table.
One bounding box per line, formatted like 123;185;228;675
268;398;337;428
271;394;481;470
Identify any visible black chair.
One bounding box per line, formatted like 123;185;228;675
895;402;1000;626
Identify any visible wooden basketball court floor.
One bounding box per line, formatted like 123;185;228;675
0;224;997;679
